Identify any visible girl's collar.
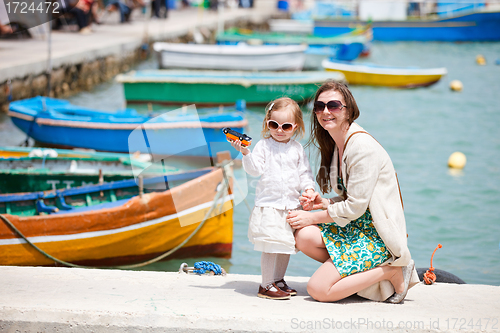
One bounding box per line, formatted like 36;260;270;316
269;136;293;145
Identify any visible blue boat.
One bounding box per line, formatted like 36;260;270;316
216;27;371;67
314;7;500;41
8;97;248;159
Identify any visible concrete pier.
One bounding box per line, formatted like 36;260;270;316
0;266;499;332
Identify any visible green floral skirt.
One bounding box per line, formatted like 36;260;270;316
318;209;391;278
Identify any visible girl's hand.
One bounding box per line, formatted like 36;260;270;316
287;210;316;230
229;139;250;156
300;191;324;211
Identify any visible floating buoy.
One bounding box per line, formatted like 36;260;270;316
448;152;467;169
476;54;486;65
449;80;463;91
496;59;500;66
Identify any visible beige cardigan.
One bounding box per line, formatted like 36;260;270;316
325;122;420;301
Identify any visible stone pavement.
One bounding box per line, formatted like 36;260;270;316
0;266;499;332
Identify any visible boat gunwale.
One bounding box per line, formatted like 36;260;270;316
8;110;249;130
116;70;343;84
153;42;308;55
322;60;447;76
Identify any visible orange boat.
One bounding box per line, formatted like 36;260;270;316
0;153;234;267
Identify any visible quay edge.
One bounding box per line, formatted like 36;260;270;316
0;266;499;332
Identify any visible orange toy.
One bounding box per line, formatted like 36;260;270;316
222;128;252;147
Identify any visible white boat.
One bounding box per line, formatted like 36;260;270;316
153;43;307;71
268;19;313;34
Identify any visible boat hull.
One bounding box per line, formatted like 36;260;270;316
154;43;307;71
8;97;247;159
314;11;500;41
323;60;447;88
0;168;234;266
117;70;343;105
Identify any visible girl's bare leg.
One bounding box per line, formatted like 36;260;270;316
307;259;405;302
294;225;330;263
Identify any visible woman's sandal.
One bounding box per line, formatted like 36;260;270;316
386;260;415;304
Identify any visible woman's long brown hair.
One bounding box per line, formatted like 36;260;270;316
306;80;360;194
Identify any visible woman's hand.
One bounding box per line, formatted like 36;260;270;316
287;210;317;230
229;139;250;156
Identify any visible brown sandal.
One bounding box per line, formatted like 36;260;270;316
258;283;291;300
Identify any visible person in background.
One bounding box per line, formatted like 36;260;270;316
229;97;316;300
287;80;419;303
105;0;145;23
151;0;168;18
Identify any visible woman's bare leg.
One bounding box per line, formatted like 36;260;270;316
294;225;330;263
307;259;405;302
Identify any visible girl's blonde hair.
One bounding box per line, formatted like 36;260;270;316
261;97;305;140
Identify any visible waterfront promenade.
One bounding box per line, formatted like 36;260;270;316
0;3;278;111
0;266;499;332
0;5;274;82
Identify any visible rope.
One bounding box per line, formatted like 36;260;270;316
0;163;233;270
193;261;224;275
423;244;443;285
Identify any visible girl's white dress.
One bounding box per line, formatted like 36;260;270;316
242;138;315;254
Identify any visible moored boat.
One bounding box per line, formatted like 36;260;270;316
0;147;177;194
313;3;500;41
216;27;371;63
8;97;248;159
116;69;344;105
0;154;234;266
322;59;447;88
153;43;307;71
268;19;313;34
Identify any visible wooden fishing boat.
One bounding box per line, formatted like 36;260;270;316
322;59;447;88
0;147;177;194
116;69;343;105
216;27;371;63
268;19;313;34
0;154;234;266
0;146;151;160
153;43;307;71
8;97;248;159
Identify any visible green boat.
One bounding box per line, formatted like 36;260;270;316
216;27;370;46
0;146;177;194
116;70;344;106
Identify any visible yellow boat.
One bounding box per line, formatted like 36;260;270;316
0;153;234;267
322;59;447;88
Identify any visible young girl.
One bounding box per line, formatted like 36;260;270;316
230;97;315;300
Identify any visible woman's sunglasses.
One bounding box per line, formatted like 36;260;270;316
267;120;296;132
313;100;346;113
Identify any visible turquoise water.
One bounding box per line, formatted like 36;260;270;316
1;41;499;285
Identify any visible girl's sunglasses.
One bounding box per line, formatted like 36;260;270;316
313;100;346;113
267;120;296;132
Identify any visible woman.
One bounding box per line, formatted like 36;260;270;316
286;80;419;303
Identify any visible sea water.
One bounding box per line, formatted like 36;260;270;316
1;41;499;286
